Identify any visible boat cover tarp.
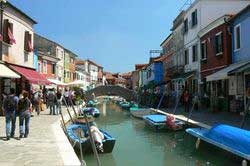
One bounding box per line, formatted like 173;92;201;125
186;124;250;160
143;114;166;123
67;124;114;143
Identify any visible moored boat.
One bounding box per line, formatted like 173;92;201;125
143;114;185;131
67;124;116;154
130;108;153;119
80;107;100;118
186;124;250;165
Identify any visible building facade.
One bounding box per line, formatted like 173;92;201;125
183;0;250;94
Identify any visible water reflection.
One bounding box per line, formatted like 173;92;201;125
83;102;242;166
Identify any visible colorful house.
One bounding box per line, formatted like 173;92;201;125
228;5;250;112
198;15;233;111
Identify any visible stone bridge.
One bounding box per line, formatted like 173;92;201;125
85;85;137;101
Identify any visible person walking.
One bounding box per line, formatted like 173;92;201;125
33;90;42;116
56;89;63;114
18;91;32;139
47;89;57;115
64;89;70;106
183;89;190;112
2;88;19;140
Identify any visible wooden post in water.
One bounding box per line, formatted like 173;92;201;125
83;110;101;166
63;96;74;123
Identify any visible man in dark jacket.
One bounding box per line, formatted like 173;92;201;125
2;88;19;140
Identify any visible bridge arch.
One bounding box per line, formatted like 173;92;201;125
85;85;137;101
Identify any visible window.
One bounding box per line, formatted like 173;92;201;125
215;32;223;55
191;9;197;27
3;19;14;45
43;61;47;74
184;19;188;33
24;31;32;52
192;44;198;62
234;24;241;51
38;62;42;73
67;71;70;78
184;49;189;65
70;58;74;63
201;41;207;60
24;52;28;62
52;63;56;74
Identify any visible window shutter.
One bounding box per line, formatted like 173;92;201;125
24;31;29;51
9;23;13;44
3;19;9;43
221;32;224;53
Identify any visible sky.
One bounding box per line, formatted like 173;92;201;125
9;0;187;73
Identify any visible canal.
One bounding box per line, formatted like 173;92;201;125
83;101;241;166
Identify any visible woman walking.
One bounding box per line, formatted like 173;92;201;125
18;91;32;138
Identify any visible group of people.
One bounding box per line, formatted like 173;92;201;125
2;88;32;140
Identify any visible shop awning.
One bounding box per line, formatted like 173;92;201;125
228;62;250;75
206;61;250;82
10;65;50;85
47;79;67;86
68;80;85;86
172;71;195;80
0;63;20;78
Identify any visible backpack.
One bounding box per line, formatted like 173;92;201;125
4;95;17;112
18;98;30;112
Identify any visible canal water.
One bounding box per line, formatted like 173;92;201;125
83;101;240;166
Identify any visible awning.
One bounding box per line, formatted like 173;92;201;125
68;80;85;85
228;62;250;75
172;71;195;80
206;61;250;82
47;79;67;86
0;63;20;78
10;65;50;85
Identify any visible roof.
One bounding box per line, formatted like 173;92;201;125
198;15;233;38
87;59;103;68
160;33;173;47
75;60;86;65
135;64;148;70
229;4;250;23
7;2;37;24
153;54;171;62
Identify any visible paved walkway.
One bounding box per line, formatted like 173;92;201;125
0;107;81;166
159;106;250;130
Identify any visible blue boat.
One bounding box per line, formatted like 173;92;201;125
143;114;167;130
143;114;185;131
186;124;250;163
80;107;100;118
67;124;116;154
119;102;131;110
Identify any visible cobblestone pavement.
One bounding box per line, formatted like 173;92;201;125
162;106;250;130
0;107;80;166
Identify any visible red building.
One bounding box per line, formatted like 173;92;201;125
199;15;233;111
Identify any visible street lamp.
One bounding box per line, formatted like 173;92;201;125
0;0;7;61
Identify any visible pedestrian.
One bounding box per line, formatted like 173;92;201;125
56;89;63;114
183;89;190;112
64;88;70;106
33;90;42;115
2;88;19;140
47;89;57;115
18;90;32;138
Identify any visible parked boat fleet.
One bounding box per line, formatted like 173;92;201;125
112;96;250;165
63;96;250;165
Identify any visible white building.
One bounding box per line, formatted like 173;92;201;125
2;2;37;68
183;0;250;93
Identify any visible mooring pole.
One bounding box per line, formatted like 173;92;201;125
83;111;101;166
63;96;74;123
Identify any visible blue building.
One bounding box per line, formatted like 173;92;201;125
231;5;250;63
228;5;250;111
